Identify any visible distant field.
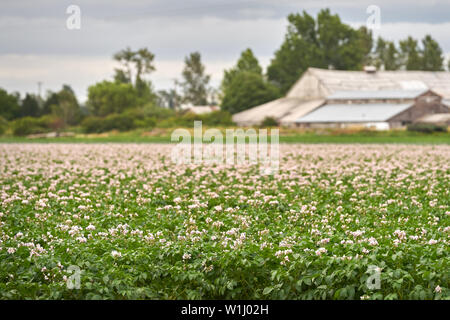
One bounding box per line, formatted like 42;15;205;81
0;129;449;144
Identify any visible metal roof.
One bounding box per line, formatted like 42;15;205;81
296;103;412;123
288;68;450;100
327;89;428;100
232;97;304;125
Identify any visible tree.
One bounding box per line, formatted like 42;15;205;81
50;87;81;125
0;88;21;120
157;88;182;110
220;48;281;114
180;52;211;105
421;35;444;71
221;48;262;93
42;91;59;116
399;37;422;70
221;72;280;114
21;94;40;118
374;38;400;70
114;47;157;102
267;9;372;94
87;81;140;116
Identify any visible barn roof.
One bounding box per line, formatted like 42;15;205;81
296;103;412;123
232;98;305;125
288;68;450;99
327;89;430;100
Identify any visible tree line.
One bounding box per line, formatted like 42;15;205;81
1;9;448;135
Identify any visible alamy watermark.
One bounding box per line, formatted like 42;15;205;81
65;265;81;289
66;5;81;30
366;5;381;39
366;265;381;290
171;121;279;174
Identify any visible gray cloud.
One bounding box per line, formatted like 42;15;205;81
0;0;449;101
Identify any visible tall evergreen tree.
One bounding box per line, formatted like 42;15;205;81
0;88;21;120
221;48;263;93
374;38;400;70
180;52;211;105
399;37;422;70
220;48;280;114
421;35;444;71
21;94;40;117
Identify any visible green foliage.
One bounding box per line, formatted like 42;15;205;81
399;37;422;70
376;34;444;71
42;92;59;116
81;113;136;133
220;48;279;115
180;52;211;105
158;110;234;127
11;117;41;136
140;103;175;119
0;116;7;135
421;35;444;71
157;89;182;110
87;81;140;117
0;88;21;120
267;9;372;94
221;72;280;114
261;117;279;127
221;48;263;93
375;38;400;70
51;89;82;126
0;144;448;299
407;123;447;133
21;94;40;118
10;116;63;136
133;117;157;129
114;47;156;85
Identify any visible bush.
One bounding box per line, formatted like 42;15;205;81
141;103;175;119
201;111;234;126
0;116;7;135
221;71;280;114
81;113;152;133
156;110;234;128
11;117;47;136
407;123;447;133
103;113;135;132
134;117;157;129
81;116;104;133
260;116;278;127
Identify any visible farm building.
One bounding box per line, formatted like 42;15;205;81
296;89;447;129
415;113;450;126
232;67;450;127
180;104;219;114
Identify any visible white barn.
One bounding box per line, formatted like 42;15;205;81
232;67;450;127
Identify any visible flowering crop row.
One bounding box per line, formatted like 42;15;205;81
0;143;448;299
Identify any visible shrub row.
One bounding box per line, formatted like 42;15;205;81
10;115;64;136
407;123;447;133
81;110;234;133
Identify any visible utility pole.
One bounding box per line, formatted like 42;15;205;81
37;81;42;98
37;81;43;109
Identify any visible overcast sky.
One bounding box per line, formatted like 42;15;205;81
1;0;450;102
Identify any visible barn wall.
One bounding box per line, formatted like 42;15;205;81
390;101;448;124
